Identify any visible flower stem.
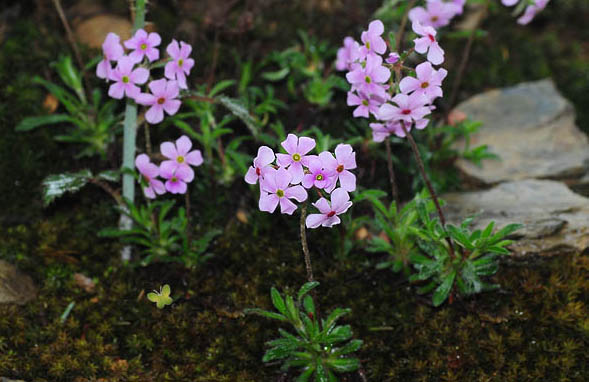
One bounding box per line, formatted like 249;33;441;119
400;122;456;258
300;204;314;283
385;139;401;207
119;0;146;261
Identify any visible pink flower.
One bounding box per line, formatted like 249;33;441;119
159;163;193;194
276;134;316;184
97;32;124;80
360;20;387;57
399;62;447;102
108;56;149;99
409;1;455;29
259;167;308;215
124;29;161;63
319;144;357;192
305;188;353;229
346;54;390;98
159;135;203;181
302;157;336;190
347;91;386;118
370;120;407;142
135;154;165;199
517;0;549;25
245;146;275;185
165;39;195;89
335;37;361;71
378;92;431;126
385;52;400;64
412;22;445;65
136;79;181;124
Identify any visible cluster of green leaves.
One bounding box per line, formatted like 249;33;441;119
15;55;120;159
410;196;522;306
261;31;348;107
247;282;362;381
99;199;220;267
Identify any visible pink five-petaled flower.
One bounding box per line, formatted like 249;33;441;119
159;162;193;194
108;56;149;99
399;62;447;102
135;154;165;199
302;157;336;190
347;91;386;118
319;144;357;192
136;79;181;124
370;120;406;142
385;52;400;64
97;32;124;80
335;37;361;71
159;135;203;182
360;20;387;57
165;39;195;89
345;54;390;98
276;134;316;184
412;22;445;65
245;146;275;185
124;29;161;63
378;92;431;127
259;167;308;215
305;188;353;229
409;0;455;29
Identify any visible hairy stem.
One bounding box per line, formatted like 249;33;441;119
385;139;400;207
400;122;456;258
300;204;314;283
119;0;146;261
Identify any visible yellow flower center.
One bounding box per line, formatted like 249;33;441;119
316;174;324;181
178;59;184;67
365;41;371;50
157;97;166;105
292;153;301;162
141;43;147;50
177;156;185;163
421;82;429;89
362;100;369;106
276;189;285;197
122;76;129;83
365;76;372;83
171;176;178;182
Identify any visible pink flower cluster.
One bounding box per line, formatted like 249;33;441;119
408;0;465;29
135;135;203;198
336;19;447;143
97;30;195;124
502;0;550;25
245;134;356;229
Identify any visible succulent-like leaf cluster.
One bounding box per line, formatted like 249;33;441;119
246;282;362;381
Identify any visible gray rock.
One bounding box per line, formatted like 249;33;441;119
442;180;589;257
453;79;589;190
0;260;36;305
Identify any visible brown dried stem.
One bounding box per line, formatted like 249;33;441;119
300;204;314;283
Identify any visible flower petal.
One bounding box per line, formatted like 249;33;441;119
338;170;356;192
297;137;316;155
330;188;352;213
176;135;192;156
279;197;297;215
186;150;203;166
285;185;307;202
306;213;328;229
160;141;178;159
145;105;164;124
259;192;279;213
281;134;298;155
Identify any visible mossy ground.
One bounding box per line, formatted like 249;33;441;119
0;1;588;381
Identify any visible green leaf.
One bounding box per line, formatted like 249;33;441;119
15;114;76;132
432;270;457;307
261;67;290;81
295;367;315;382
243;308;287;322
315;363;329;382
325;357;360;372
208;79;236;97
42;170;92;206
263;345;293;362
271;287;287;315
331;339;363;356
303;295;315;315
323;308;350;332
325;325;352;343
297;281;319;303
217;96;259;138
96;170;120;183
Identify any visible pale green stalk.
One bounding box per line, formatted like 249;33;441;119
119;0;146;261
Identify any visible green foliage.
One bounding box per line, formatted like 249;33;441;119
15;55;121;159
41;169;119;206
246;282;362;381
99;199;220;267
358;189;435;274
410;195;522;306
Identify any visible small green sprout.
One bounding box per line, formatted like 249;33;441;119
147;284;173;309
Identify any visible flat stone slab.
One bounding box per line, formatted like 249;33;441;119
442;180;589;257
453;79;589;190
0;260;36;305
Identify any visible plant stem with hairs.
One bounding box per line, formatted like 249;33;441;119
385;139;400;207
400;121;456;258
119;0;146;261
299;203;314;283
